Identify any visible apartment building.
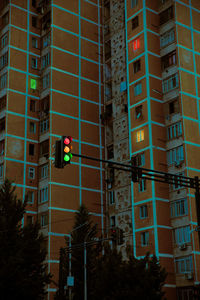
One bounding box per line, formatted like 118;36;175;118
103;0;200;299
0;0;104;299
1;0;200;299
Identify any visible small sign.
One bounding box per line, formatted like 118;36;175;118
67;276;74;287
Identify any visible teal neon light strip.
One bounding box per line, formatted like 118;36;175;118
78;0;82;206
52;4;101;26
186;166;200;172
128;30;144;43
51;88;103;106
9;45;40;58
97;0;104;235
51;66;99;85
51;45;100;65
50;181;104;193
26;210;37;214
10;24;40;37
48;260;59;264
50;110;100;126
143;0;159;257
133;197;169;206
8;88;40;99
176;0;200;13
52;24;102;46
7;110;39;121
177;44;200;56
9;66;40;78
6;133;38;143
11;3;38;15
135;225;172;232
5;157;38;166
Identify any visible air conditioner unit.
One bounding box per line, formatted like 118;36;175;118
179;243;187;250
185;272;193;280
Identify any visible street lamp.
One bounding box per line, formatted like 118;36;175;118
68;222;88;300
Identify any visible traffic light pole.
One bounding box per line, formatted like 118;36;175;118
72;152;200;247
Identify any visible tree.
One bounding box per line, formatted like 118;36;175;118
93;249;167;300
55;205;100;300
0;179;51;299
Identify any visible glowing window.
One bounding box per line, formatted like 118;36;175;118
30;78;37;90
136;130;144;142
133;38;140;51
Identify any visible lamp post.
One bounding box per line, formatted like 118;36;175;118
84;224;97;300
68;222;88;300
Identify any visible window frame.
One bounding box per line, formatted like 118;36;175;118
132;16;139;30
134;82;142;96
27;191;34;204
28;167;35;179
140;205;148;219
141;231;149;246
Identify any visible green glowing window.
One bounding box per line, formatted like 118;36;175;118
30;78;37;90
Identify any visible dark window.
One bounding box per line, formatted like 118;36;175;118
132;16;138;30
27;216;33;225
169;101;175;114
40;139;49;157
110;216;116;227
30;99;36;112
135;105;143;119
32;37;38;48
0;118;5;132
107;144;114;160
160;6;173;25
32;0;36;7
133;59;141;73
2;12;9;27
161;50;176;70
0;96;6;111
32;16;37;28
29;144;35;156
140;205;148;218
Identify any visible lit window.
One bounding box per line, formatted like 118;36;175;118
140;205;148;218
30;78;37;90
136;130;144;142
27;191;34;204
28;167;35;179
133;38;140;51
134;82;142;96
131;0;138;9
141;231;149;246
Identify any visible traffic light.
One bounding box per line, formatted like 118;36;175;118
61;136;73;166
110;227;117;243
54;139;62;168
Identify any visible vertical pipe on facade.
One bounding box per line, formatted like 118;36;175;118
188;0;198;282
48;2;54;297
124;0;136;257
98;0;104;237
79;0;82;206
143;0;159;257
5;2;11;180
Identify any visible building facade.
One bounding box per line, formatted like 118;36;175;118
1;0;200;299
0;0;104;299
104;0;200;299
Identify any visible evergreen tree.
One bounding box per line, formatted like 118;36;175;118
0;179;51;299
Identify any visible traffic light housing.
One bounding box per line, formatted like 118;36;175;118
131;157;142;182
110;227;124;246
110;227;117;243
61;136;73;166
117;228;124;245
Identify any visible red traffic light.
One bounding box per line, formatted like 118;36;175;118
64;136;72;145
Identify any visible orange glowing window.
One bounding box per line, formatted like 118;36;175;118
136;130;144;142
133;38;140;51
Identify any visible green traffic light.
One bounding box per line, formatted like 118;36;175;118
64;154;70;162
